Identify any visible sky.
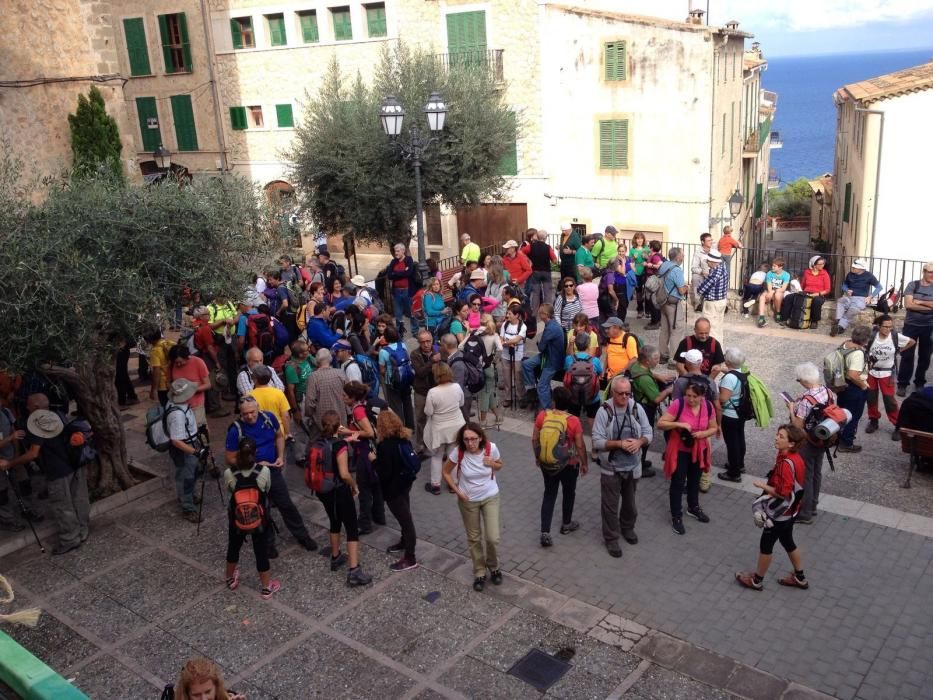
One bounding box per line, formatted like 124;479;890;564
705;0;933;56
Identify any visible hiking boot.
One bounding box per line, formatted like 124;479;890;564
672;518;686;535
778;572;809;590
865;419;879;434
622;530;639;545
299;537;319;552
644;323;660;330
559;521;579;534
837;443;862;454
489;569;503;585
735;571;763;591
347;566;373;587
330;552;348;571
540;533;553;547
775;313;782;323
389;558;418;572
718;471;742;483
268;545;279;559
226;568;240;591
796;514;815;525
606;542;623;558
699;470;711;493
0;519;25;533
642;463;657;478
892;428;901;441
424;481;441;495
829;322;840;337
896;385;907;398
810;322;819;330
51;541;81;556
260;580;281;599
473;576;486;592
756;316;767;328
386;541;405;554
182;511;200;524
687;507;710;523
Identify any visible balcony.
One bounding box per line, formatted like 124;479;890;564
743;128;760;158
435;49;504;83
769;130;783;149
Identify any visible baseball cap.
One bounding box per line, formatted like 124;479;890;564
601;316;624;328
923;261;933;272
503;240;518;249
852;259;868;270
680;349;704;365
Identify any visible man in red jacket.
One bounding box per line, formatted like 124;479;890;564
502;240;532;287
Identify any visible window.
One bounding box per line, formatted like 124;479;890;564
730;102;735;163
230;16;255;49
604;41;627;81
249;106;264;128
332;7;352;41
598;119;629;169
499;111;517;176
446;10;486;54
123;18;151;76
158;13;192;73
722;113;726;155
298;11;319;43
230;106;247;130
365;3;387;38
843;182;852;222
171;95;198;151
276;104;294;128
136;97;161;151
266;13;286;46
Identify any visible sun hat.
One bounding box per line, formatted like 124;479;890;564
26;410;64;439
852;259;868;270
503;240;518;249
923;261;933;272
470;269;486;281
169;378;198;404
680;349;704;365
705;250;723;262
350;274;366;287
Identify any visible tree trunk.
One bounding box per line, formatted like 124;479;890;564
47;357;136;497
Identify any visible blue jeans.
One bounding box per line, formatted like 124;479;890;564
521;354;556;410
392;289;418;334
169;448;199;513
897;323;933;389
837;385;868;446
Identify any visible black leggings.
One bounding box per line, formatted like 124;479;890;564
759;518;797;555
318;485;359;541
226;520;270;572
540;466;579;533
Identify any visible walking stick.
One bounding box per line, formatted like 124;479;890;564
509;346;517;409
5;472;44;553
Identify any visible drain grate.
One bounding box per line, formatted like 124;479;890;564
507;648;572;691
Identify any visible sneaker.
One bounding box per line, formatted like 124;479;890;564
896;385;907;398
622;530;639;545
743;299;756;309
424;482;441;495
540;533;553;547
775;313;782;323
742;312;749;319
642;464;657;478
606;542;623;558
687;507;710;523
51;541;81;556
672;518;686;535
489;569;503;585
865;419;879;434
829;323;840;337
718;471;742;483
473;576;486;592
559;521;579;534
298;537;319;552
836;444;863;454
319;545;332;557
796;514;815;525
699;470;711;493
261;580;281;599
735;571;763;591
389;558;418;572
756;316;767;328
778;573;809;590
347;566;373;587
226;568;240;591
386;541;405;554
892;428;901;441
330;552;348;571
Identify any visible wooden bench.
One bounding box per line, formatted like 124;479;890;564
439;266;461;305
899;428;933;488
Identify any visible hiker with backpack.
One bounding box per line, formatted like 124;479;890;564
340;381;385;534
379;326;416;430
236;347;285;401
598;258;629;325
443;422;504;592
533;386;588;548
223;436;280;599
627;345;674;478
422;277;449;336
735;424;809;592
440;332;477;422
188;307;227;417
832;324;873;454
896;262;933;397
527;229;558;317
866;315;915;440
309;410;373;587
207;295;241;392
651;248;688;363
499;306;527;408
304;348;349;442
674;318;725;379
657;380;718;535
375;409;420;571
602;317;639;382
783;362;840;524
717;348;753;483
695;250;729;343
462;315;503;430
501;240;532;288
385;243;421;338
592;376;653;557
520;303;566;411
642;240;666;329
563;332;604;431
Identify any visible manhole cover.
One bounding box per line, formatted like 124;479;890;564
507;648;572;691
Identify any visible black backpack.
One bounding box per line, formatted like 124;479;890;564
462;332;492;369
727;370;755;422
433;314;455;340
452;356;485;395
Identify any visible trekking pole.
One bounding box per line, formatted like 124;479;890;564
5;472;44;553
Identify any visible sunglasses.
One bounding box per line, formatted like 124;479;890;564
471;303;481;307
564;284;575;289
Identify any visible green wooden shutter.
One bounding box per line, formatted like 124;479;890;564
157;14;172;73
230;18;243;49
229;106;247;130
843;182;852;222
332;8;352;41
498;112;517;176
178;13;192;70
123;18;151;76
604;42;626;81
171;95;198;151
754;183;763;217
599;119;628;169
136;97;161;152
276;104;294;128
446;11;486;54
366;4;387;37
299;12;319;42
267;14;286;46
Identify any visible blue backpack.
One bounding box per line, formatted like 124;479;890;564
384;343;414;390
397;439;422;481
353;353;381;400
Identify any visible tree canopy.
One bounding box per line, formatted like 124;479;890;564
769;177;812;219
68;86;123;180
286;43;519;247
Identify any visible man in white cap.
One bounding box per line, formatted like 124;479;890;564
458;268;487;303
832;259;882;337
696;249;729;342
350;274;373;307
689;233;714;312
165;378;203;522
460;233;480;265
0;393;91;554
501;240;532;287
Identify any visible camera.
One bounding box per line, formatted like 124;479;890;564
679;429;695;447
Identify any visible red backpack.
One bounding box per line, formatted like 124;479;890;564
247;313;276;356
230;466;266;532
304;438;337;494
563;355;599;406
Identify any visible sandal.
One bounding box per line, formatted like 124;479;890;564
226;568;240;591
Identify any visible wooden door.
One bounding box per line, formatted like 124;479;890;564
455;203;528;249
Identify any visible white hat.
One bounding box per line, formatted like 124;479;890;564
350;275;366;287
679;349;704;365
27;410;63;439
704;250;723;262
852;259;868;270
560;223;572;231
470;269;486;281
503;240;518;249
809;255;824;268
169;378;198;404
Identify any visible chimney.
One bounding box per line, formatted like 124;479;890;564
725;20;740;31
687;8;705;24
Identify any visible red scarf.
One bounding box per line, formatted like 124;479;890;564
662;400;713;478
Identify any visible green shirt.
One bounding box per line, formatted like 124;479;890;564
575;247;595;273
450;319;466;337
629;362;660;405
592;239;619;268
284;357;314;402
630;246;649;275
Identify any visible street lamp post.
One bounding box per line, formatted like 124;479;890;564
815;190;824;240
379;91;448;281
153;144;172;171
728;188;745;220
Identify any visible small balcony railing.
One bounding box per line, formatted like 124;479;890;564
770;130;783;148
435;49;504;83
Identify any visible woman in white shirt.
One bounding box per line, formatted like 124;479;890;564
423;362;466;495
499;305;527;408
442;422;504;592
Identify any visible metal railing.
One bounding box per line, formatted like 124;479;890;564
434;49;504;83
